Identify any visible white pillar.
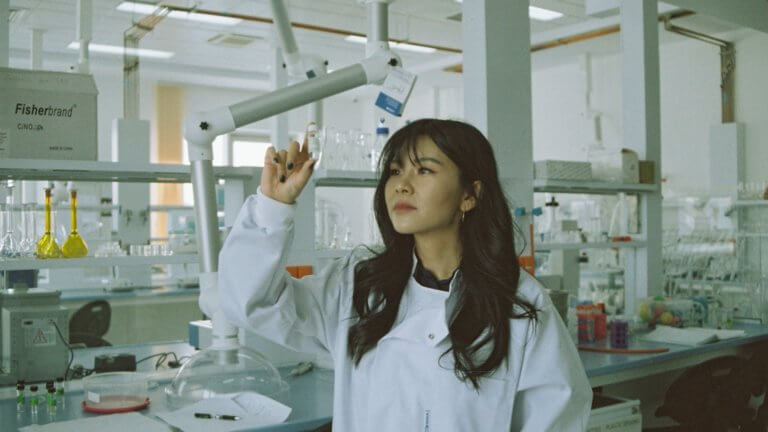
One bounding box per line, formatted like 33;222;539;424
0;0;9;67
462;0;533;254
620;0;663;312
30;29;44;70
270;45;290;150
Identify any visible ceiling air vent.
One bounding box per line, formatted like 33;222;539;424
207;33;262;47
446;12;462;22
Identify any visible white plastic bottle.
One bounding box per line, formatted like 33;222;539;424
371;118;389;172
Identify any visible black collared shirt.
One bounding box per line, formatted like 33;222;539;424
414;259;455;292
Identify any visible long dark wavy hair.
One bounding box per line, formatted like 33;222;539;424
347;118;538;389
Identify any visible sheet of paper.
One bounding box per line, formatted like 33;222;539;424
19;412;170;432
155;392;291;432
641;325;745;346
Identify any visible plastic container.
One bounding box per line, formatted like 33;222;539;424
82;372;150;414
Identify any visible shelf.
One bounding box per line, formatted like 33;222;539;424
732;200;768;207
536;241;647;251
0;159;257;183
533;179;658;194
313;169;378;188
0;254;199;271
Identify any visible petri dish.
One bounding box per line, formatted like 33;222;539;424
82;372;150;414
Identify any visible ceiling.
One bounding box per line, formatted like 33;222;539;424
6;0;747;90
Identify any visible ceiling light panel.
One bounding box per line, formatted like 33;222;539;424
68;41;175;59
116;1;242;26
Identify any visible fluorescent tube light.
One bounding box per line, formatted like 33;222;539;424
453;1;564;21
344;36;436;54
528;5;564;21
116;1;242;26
67;41;175;59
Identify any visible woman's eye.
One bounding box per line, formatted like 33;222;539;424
389;168;400;176
418;167;433;174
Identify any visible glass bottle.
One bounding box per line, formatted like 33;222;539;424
29;385;39;420
16;382;25;414
46;386;57;417
0;181;20;259
62;190;88;258
371;118;389;172
36;188;62;259
56;376;66;408
19;203;36;257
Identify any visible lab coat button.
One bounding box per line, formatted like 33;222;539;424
428;333;435;340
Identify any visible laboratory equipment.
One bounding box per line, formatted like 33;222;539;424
636;297;707;328
18;203;37;258
82;372;150;413
0;289;69;386
29;385;39;420
16;382;25;414
371;117;389;172
164;347;289;408
177;0;407;409
36;188;63;259
46;386;57;417
610;319;629;349
0;181;20;259
61;190;88;258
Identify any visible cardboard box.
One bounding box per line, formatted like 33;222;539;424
534;160;592;181
0;67;98;160
639;160;655;184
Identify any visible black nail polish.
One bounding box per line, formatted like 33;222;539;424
273;157;279;163
287;162;294;170
279;175;286;183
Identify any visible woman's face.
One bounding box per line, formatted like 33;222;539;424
385;136;472;236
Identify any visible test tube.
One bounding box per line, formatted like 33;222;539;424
29;385;39;420
16;382;25;414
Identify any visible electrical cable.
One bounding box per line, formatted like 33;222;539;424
136;351;180;370
51;321;74;380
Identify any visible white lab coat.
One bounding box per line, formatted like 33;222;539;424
219;191;593;431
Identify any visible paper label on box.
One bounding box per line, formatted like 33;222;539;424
375;67;417;116
87;391;101;403
0;129;8;158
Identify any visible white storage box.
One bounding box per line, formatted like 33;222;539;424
534;160;592;181
587;394;642;432
590;148;639;184
0;67;98;160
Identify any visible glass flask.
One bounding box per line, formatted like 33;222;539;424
62;190;88;258
0;181;20;259
19;203;37;257
164;345;289;409
36;188;62;259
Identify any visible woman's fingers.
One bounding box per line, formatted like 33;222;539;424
261;146;278;189
286;140;300;173
276;149;288;183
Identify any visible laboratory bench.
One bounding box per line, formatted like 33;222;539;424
0;341;333;432
2;323;768;431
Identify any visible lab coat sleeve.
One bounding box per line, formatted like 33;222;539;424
218;190;354;359
510;282;593;431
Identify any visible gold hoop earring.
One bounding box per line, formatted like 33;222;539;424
461;211;466;223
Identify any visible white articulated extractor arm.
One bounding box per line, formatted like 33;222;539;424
183;0;398;354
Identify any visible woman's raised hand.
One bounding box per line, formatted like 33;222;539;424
260;126;316;204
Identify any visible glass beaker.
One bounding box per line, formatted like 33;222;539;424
62;190;88;258
36;188;62;259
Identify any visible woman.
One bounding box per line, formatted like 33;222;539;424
219;119;592;431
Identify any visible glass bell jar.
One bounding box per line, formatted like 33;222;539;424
164;315;289;409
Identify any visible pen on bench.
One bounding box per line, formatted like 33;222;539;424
194;412;241;421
